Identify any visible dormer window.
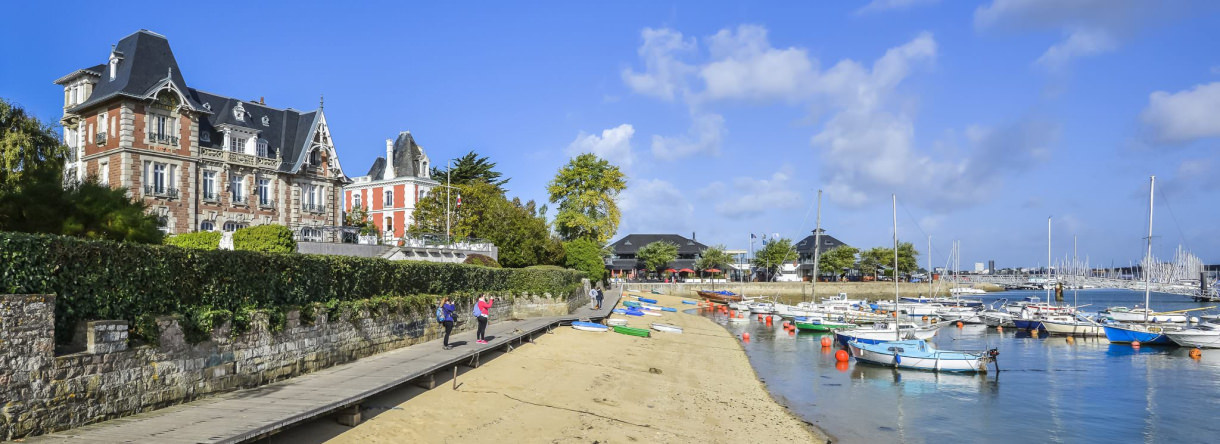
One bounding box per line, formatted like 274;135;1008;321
233;102;245;122
309;149;321;166
257;139;270;157
203;102;212;111
261;116;270;127
200;131;211;143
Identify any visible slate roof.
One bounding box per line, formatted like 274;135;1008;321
608;234;707;255
60;30;206;113
57;29;342;177
794;229;850;253
366;132;428;180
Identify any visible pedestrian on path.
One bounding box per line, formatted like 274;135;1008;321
438;297;457;349
589;288;599;310
595;287;604;310
475;294;494;344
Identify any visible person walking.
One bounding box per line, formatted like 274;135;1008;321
595;287;605;310
438;297;457;350
475;294;494;344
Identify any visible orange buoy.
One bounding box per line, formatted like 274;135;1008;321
821;336;833;347
835;349;849;362
766;316;773;325
742;332;751;342
996;326;1003;332
788;328;796;336
1066;336;1075;344
957;321;964;328
1132;340;1141;347
922;316;929;322
893;312;899;318
1190;348;1202;359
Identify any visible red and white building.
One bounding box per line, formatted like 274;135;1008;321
344;132;438;242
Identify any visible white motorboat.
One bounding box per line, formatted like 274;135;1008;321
1102;307;1188;324
749;302;777;314
950;287;987;296
848;339;995;373
834;320;947;345
1041;315;1106;336
1164;323;1220;348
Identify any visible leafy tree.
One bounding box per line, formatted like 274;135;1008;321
857;247;889;279
547;153;626;244
59;180;164;244
563;238;606;282
1;98;65;190
896;241;919;275
696;244;733;275
344;204;378;236
819;246;860;279
636;240;678;275
430;150;509;193
409;182;564;267
753;238;798;274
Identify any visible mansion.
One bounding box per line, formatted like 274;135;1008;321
55;30;348;236
343;131;439;242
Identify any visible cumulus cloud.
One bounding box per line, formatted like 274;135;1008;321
702;166;803;219
974;0;1197;69
617;178;695;234
698;25;818;103
621;28;696;101
1140;82;1220;144
651;113;726;160
566;124;636;167
856;0;940;15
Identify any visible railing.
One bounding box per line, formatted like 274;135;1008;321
202;191;220;203
200;147;280;169
146;132;179;146
231;193;248;205
95;132;107;146
143;185;179;199
259;199;275;209
303;203;327;214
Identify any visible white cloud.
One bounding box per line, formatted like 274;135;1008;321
650;113;726;160
974;0;1192;68
703;166;803;219
621;28;695;101
1034;28;1118;70
698;25;818;102
856;0;940;15
1140;82;1220;144
617;178;695;234
566;124;636;167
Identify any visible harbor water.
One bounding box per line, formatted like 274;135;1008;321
701;289;1220;443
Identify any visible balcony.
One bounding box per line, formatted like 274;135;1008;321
231;193;248;205
143;185;179;200
258;199;276;209
303;203;327;214
95;132;107;146
202;191;220;203
146;132;179;146
200;147;279;169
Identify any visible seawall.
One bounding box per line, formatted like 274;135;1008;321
623;281;1003;303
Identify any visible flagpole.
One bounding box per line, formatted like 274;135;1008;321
445;159;451;244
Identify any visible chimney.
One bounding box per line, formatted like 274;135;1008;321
384;139;395;179
691;231;696;241
260;97;265;105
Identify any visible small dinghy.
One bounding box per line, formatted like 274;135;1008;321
637;297;659;304
650;323;683;334
623;301;642;308
612;308;629;314
681;300;697;305
624;309;645;316
613;325;651;338
607;318;629;326
639;310;662;317
572;321;609;332
650;289;663;295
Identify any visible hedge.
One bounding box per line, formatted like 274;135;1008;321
164;231;222;250
0;231;585;344
233;224;296;253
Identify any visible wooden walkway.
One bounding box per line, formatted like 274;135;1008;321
28;290;621;444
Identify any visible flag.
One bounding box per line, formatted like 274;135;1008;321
750;233;756;239
456;193;462;208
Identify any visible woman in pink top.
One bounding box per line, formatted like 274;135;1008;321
475;295;494;344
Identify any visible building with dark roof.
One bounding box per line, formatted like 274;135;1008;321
794;228;852;279
343;131;439;241
606;234;708;277
54;30;349;236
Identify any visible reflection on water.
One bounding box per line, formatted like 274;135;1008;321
698;289;1220;443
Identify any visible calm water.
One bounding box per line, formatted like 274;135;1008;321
699;289;1220;444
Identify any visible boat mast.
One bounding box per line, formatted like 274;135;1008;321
1047;216;1052;308
927;235;932;299
812;189;823;303
1145;175;1155;325
893;194;900;342
1073;236;1078;311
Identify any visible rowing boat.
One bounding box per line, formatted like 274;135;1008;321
650;323;683;334
572;321;608;332
606;318;629;326
697;290;743;303
613;325;651;338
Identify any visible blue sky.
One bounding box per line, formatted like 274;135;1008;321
3;1;1219;269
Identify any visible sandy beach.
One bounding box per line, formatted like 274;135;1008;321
309;290;828;443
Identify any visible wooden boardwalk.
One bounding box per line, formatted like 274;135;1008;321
29;290;621;444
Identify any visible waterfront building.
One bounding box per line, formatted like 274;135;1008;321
54;30;348;236
606;234;708;279
342;131;438;244
794;228;851;280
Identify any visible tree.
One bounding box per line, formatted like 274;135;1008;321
344;204;378;236
753;238;798;275
896;241;919;275
430;150;509;193
696;244;733;275
547;153;626;244
857;247;889;279
636;241;678;275
819;246;860;279
409;182;564;268
563;238;606;282
1;98;65;191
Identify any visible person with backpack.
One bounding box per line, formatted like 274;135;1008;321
436;297;457;350
474;294;494;344
594;287;604;310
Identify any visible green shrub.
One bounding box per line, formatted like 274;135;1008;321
233;224;296;253
563;238;606;282
0;231;584;344
165;231;222;250
464;254;500;268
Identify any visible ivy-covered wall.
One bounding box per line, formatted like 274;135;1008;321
0;231;585;344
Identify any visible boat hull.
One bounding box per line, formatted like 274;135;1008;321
696;291;743;303
1164;330;1220;348
795;321;854;332
848;340;988;373
1102;325;1175;345
1041;320;1106;336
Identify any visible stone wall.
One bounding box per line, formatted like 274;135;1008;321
0;292;573;440
623;281;1000;302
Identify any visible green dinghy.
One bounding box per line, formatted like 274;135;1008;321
612;325;652;338
794;320;857;332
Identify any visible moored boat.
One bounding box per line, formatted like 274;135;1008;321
650;323;683;334
572;321;609;332
1164;323;1220;348
848;339;996;373
696;290;743;303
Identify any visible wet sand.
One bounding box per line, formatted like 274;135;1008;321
319;290;828;443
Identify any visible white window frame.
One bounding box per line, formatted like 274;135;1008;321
230;174;245;203
98;160;109;186
203;171;216;200
200;221;215;232
384;189;393;208
229;136;247;153
257;178;270;205
257;139;269;157
152;163;166;193
353;193;362;208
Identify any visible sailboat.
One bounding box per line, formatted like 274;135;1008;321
1102;176;1180;345
845;195;998;372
